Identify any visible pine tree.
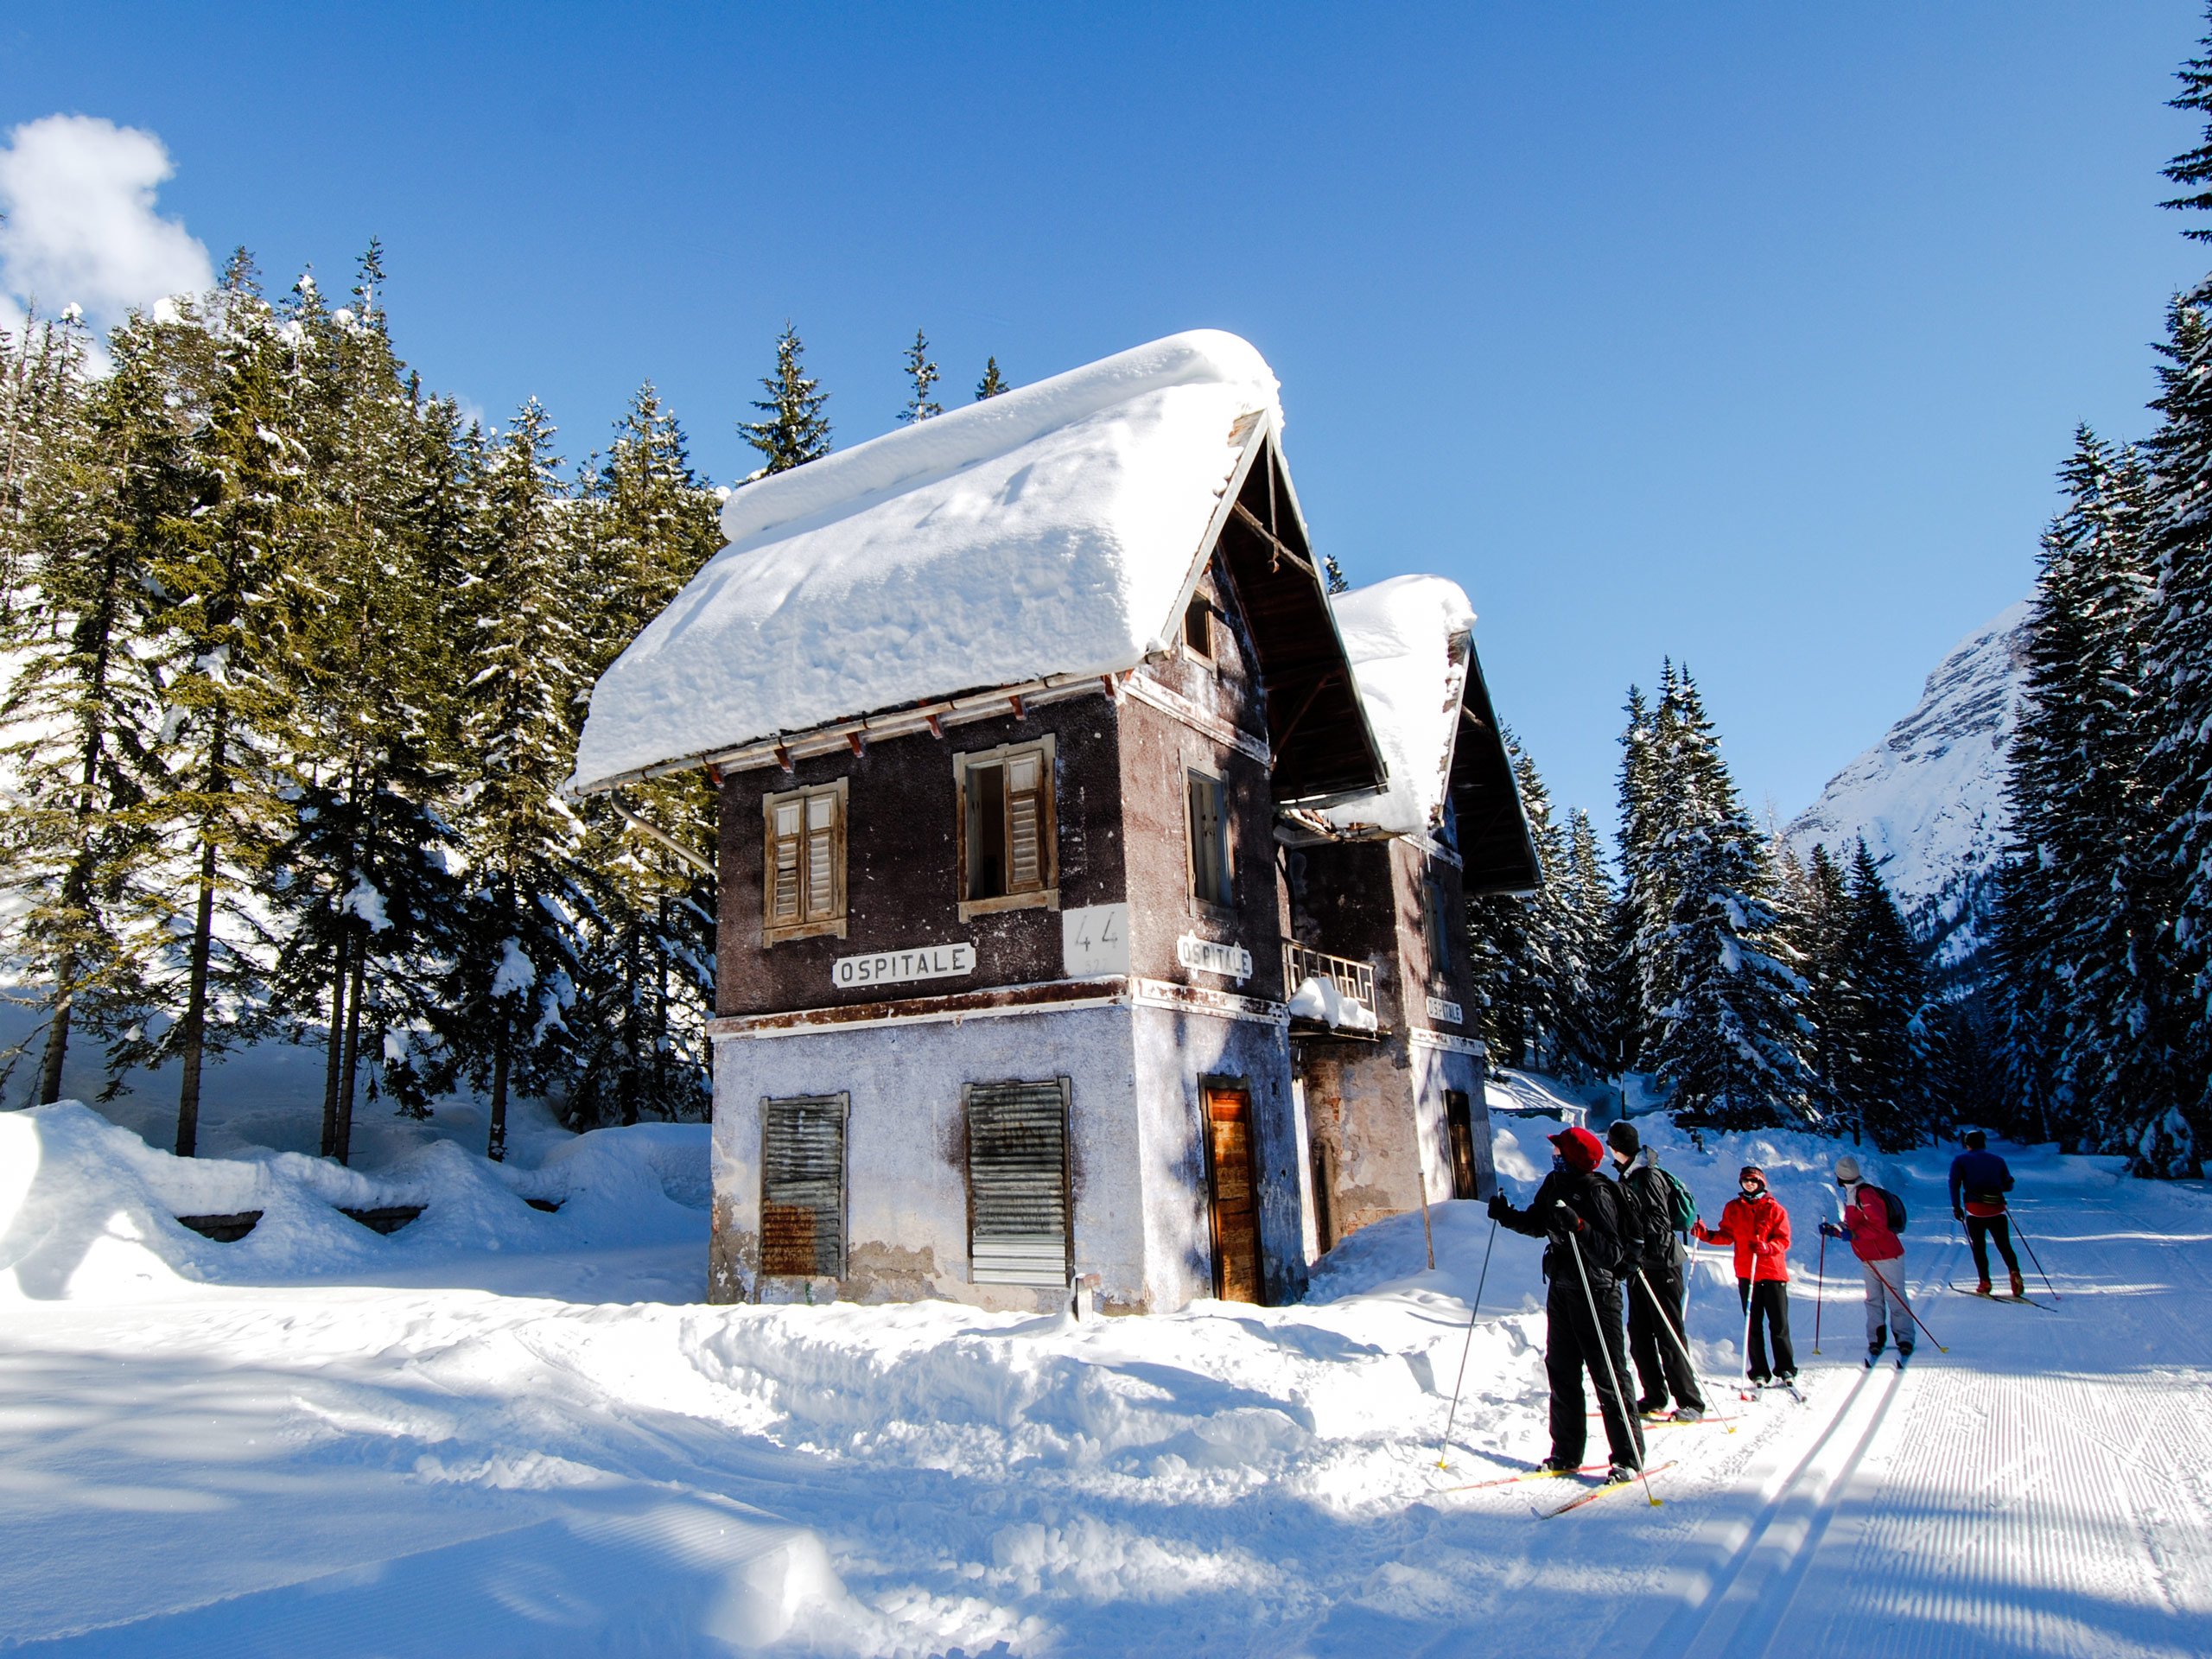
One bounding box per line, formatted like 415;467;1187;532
736;325;831;478
1611;680;1672;1070
901;329;943;423
1549;807;1618;1081
2162;4;2212;235
448;401;590;1160
1635;670;1814;1127
1842;842;1929;1151
975;357;1011;400
1791;842;1859;1131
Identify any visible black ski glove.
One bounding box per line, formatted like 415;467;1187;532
1953;1208;1965;1223
1486;1192;1510;1223
1551;1200;1586;1237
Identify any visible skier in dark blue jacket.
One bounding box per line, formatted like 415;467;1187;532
1948;1130;2023;1298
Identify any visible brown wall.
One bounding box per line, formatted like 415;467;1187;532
715;693;1129;1017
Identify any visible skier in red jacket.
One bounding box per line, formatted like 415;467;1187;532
1691;1165;1796;1384
1817;1154;1913;1369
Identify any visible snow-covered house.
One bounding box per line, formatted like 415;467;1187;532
568;331;1535;1313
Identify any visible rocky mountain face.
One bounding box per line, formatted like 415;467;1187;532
1784;600;2031;988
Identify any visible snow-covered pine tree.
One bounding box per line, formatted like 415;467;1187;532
2161;3;2212;235
901;329;943;423
1466;739;1562;1067
1842;841;1929;1151
448;401;590;1160
975;357;1010;400
1790;842;1859;1134
1610;679;1673;1071
564;387;723;1128
736;325;831;478
0;305;174;1105
1548;807;1618;1082
121;258;306;1154
257;252;469;1160
1637;670;1814;1128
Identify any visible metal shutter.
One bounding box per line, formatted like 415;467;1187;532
760;1095;846;1278
967;1078;1071;1287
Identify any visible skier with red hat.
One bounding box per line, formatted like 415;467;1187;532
1487;1124;1648;1482
1693;1165;1797;1386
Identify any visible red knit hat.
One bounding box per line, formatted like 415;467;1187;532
1550;1127;1605;1173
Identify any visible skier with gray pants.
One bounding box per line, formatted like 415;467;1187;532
1818;1154;1915;1368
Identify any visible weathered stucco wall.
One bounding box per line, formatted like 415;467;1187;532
1129;1003;1307;1308
709;1006;1146;1312
1296;1035;1491;1246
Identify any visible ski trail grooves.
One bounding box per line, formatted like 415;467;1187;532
1588;1366;1901;1659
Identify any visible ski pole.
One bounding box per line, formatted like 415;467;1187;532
1814;1231;1826;1355
2012;1217;2060;1301
1433;1218;1498;1467
1866;1260;1948;1353
1740;1275;1757;1387
1632;1267;1734;1429
1560;1210;1658;1507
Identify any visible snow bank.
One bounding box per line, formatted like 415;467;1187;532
1319;574;1478;838
570;330;1282;792
0;1102;709;1302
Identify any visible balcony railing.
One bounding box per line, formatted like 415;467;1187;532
1282;941;1379;1032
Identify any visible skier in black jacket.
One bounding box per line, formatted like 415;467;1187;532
1488;1125;1647;1479
1606;1121;1707;1422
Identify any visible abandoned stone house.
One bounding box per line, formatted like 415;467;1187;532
567;331;1538;1314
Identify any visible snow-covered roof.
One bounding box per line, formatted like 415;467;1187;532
1317;575;1477;838
569;331;1282;794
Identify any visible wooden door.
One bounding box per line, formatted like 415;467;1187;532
1445;1090;1478;1201
1204;1085;1263;1303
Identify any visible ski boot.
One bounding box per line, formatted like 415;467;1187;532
1671;1405;1704;1423
2009;1269;2025;1300
1895;1340;1915;1371
1974;1278;1993;1296
1865;1325;1887;1369
1605;1464;1640;1485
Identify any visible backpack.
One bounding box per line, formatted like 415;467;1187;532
1865;1185;1907;1232
1657;1167;1699;1236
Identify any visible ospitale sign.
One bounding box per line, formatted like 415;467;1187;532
831;942;976;990
1176;933;1252;983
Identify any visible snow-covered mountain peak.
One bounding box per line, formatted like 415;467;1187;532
1784;599;2031;980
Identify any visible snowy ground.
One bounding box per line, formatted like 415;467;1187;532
3;1104;2209;1656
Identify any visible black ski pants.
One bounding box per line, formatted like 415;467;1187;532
1737;1278;1796;1381
1546;1275;1645;1470
1966;1214;2020;1281
1627;1259;1705;1413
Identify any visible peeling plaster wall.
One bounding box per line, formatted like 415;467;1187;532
1129;1005;1306;1309
709;1006;1147;1312
1297;1036;1492;1245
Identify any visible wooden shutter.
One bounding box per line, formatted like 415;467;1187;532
804;791;836;919
967;1078;1071;1287
771;800;803;925
760;1096;845;1277
1005;752;1045;894
1446;1090;1477;1201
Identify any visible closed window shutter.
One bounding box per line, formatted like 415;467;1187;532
968;1079;1071;1287
1189;773;1227;905
804;793;836;919
760;1096;845;1277
1006;753;1044;893
771;802;803;924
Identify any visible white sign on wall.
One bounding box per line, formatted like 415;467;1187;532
1062;904;1131;977
1177;933;1253;983
831;942;976;990
1426;995;1464;1026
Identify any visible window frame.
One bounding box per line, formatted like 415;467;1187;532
952;734;1058;921
1185;766;1234;913
1181;592;1214;664
760;776;849;945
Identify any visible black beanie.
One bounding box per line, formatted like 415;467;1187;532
1605;1121;1641;1155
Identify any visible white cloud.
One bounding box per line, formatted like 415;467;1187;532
0;114;214;340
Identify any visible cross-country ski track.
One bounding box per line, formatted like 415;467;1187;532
2;1111;2207;1656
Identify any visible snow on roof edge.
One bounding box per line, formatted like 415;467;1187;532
1316;575;1479;839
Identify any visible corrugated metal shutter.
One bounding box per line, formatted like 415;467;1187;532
760;1095;846;1278
968;1078;1071;1287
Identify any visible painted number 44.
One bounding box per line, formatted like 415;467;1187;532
1062;904;1131;978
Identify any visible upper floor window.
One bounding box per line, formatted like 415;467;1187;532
1187;768;1232;908
763;778;848;944
1183;594;1213;661
1421;874;1451;978
956;737;1057;918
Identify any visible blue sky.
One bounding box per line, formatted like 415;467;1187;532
3;2;2205;833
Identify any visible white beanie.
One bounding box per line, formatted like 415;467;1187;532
1834;1154;1862;1184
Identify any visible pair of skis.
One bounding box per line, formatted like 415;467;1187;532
1949;1281;2054;1311
1738;1377;1806;1404
1439;1459;1681;1517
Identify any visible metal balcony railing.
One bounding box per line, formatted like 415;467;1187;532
1282;941;1377;1025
